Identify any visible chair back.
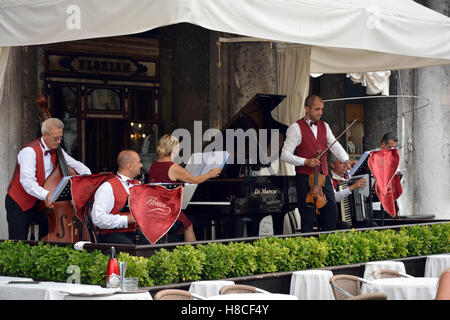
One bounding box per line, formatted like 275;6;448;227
348;292;388;300
219;284;263;295
81;201;98;243
154;289;195;300
329;275;362;300
372;269;409;279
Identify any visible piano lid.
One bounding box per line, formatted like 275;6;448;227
204;93;288;177
220;94;287;133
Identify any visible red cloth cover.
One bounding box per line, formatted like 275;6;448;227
368;148;403;217
129;184;182;244
70;173;116;220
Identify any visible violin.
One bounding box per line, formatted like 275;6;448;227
304;119;358;215
305;151;327;214
36;94;88;242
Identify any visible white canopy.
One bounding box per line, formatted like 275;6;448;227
0;0;449;73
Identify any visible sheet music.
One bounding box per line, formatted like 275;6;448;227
349;150;374;178
182;151;229;209
50;175;76;202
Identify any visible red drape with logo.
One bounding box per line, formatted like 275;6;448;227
368;149;402;217
70;173;116;220
129;184;182;244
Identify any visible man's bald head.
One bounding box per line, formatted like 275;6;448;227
117;150;139;169
117;150;143;178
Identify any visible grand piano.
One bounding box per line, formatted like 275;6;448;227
183;94;298;240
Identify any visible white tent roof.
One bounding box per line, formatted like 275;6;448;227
0;0;449;72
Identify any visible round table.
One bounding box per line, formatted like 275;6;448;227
207;293;298;300
363;260;406;281
361;277;439;300
289;270;334;300
424;254;450;278
189;280;235;298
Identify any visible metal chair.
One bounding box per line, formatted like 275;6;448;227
329;275;370;300
81;201;98;243
154;289;205;300
348;292;388;300
219;284;269;295
372;269;414;279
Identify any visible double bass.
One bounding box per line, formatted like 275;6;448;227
36;94;87;242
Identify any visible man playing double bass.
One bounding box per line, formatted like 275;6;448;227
5;118;91;240
281;94;355;233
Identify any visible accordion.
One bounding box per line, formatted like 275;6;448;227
337;174;370;227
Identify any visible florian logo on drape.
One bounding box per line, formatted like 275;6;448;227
368;148;403;217
129;184;182;244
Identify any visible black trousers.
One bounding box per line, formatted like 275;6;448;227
97;222;185;245
5;194;49;240
296;173;338;233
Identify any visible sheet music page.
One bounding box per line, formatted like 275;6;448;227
182;151;229;209
185;151;229;175
349;150;374;177
50;175;74;202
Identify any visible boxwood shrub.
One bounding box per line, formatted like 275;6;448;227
0;224;448;286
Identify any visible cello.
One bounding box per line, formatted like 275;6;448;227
36;94;88;242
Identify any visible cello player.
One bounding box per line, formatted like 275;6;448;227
281;94;355;233
5;118;91;240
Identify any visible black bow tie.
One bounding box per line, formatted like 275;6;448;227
310;121;317;127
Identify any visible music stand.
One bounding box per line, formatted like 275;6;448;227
349;150;375;227
50;176;73;202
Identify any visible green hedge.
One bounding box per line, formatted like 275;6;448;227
0;224;448;286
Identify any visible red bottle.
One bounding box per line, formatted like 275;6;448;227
106;247;120;288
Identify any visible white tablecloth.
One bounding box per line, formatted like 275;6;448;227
289;270;334;300
363;260;406;281
189;280;235;298
361;277;439;300
0;276;34;283
207;293;298;300
0;279;152;300
424;254;450;278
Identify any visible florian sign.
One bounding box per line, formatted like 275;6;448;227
46;53;158;81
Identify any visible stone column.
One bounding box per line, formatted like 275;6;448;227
0;46;39;239
402;0;450;219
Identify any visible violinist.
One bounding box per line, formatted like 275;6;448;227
5;118;91;240
281;94;355;233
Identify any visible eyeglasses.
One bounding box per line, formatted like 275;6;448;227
49;135;63;142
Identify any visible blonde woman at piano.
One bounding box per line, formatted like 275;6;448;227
329;154;367;229
147;134;222;242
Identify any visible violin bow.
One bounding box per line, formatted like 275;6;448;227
318;119;358;159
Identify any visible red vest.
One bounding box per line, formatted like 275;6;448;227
97;177;137;234
295;118;329;176
7;139;46;211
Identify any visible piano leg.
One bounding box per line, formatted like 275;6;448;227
272;214;284;235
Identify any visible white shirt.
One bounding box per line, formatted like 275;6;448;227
281;118;349;167
17;137;91;201
91;173;140;230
